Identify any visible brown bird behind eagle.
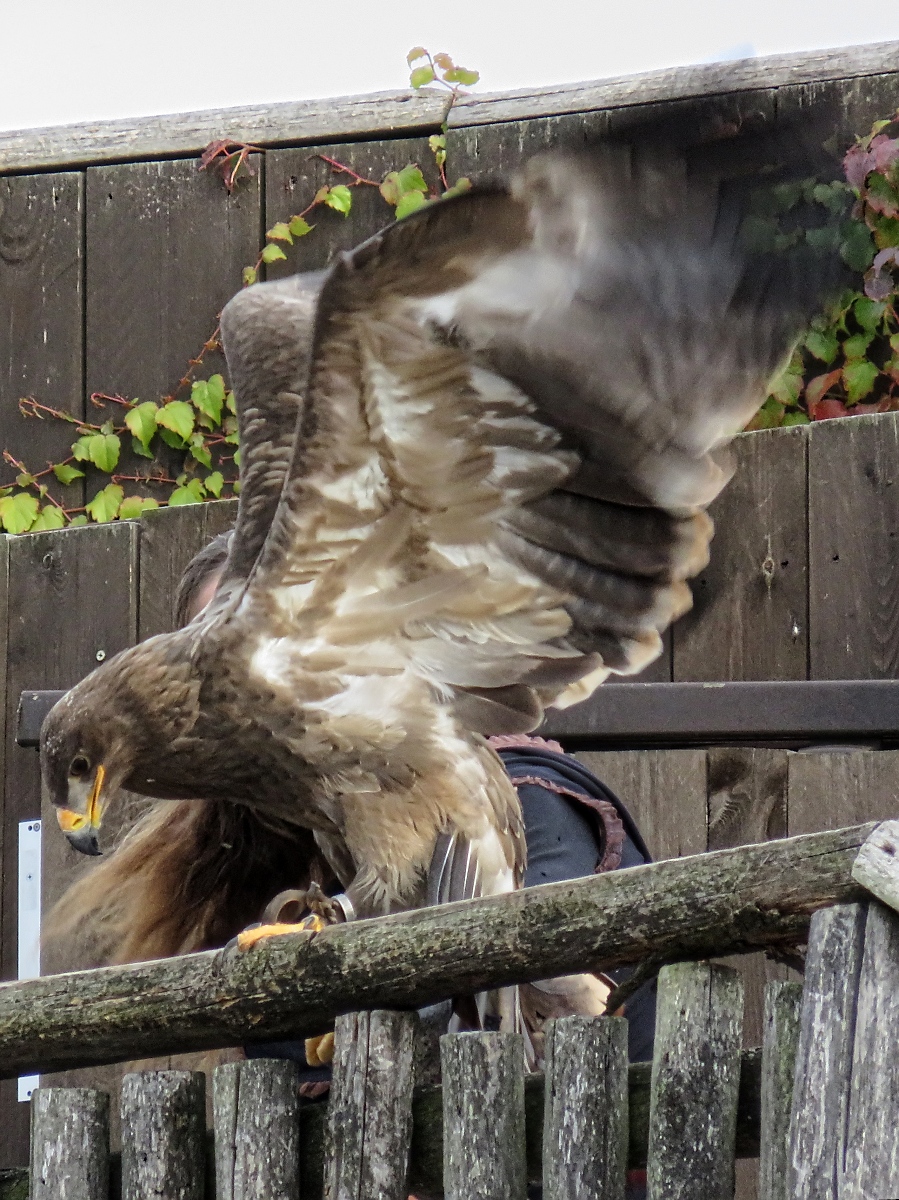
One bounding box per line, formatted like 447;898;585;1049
41;118;844;926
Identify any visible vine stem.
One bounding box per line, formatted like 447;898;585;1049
316;155;380;187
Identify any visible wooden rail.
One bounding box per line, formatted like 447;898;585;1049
0;823;874;1080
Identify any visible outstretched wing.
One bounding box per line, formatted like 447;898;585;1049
220;123;842;733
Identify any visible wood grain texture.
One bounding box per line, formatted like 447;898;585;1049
674;426;808;682
138;498;238;639
85;157;259;495
30;1087;109;1200
441;1031;527;1200
808;413;899;678
0;823;872;1080
758;981;802;1200
542;1016;628;1200
0;92;450;173
647;962;744;1200
0;173;84;505
448;44;899;128
787;748;899;836
850;818;899;914
842;901;899;1199
788;903;866;1199
326;1010;418;1200
213;1058;300;1200
575;749;707;861
120;1071;205;1200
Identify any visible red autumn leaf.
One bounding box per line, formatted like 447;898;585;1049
805;369;842;408
811;398;849;421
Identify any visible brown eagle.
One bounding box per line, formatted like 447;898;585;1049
41;123;841;930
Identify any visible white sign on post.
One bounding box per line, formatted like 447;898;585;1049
17;819;41;1102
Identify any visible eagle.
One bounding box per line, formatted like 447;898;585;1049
41;118;841;937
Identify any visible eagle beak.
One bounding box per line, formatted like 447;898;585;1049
56;764;105;856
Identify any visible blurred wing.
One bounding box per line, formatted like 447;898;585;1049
224;127;842;732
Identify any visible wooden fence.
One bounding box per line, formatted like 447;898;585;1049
3;819;899;1198
1;35;899;1181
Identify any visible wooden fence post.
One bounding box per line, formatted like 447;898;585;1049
120;1070;205;1200
214;1058;300;1200
325;1010;418;1200
441;1031;527;1200
842;900;899;1199
788;903;866;1198
30;1087;109;1200
758;980;802;1200
647;961;744;1200
542;1015;628;1200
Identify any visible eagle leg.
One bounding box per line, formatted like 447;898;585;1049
236;882;347;950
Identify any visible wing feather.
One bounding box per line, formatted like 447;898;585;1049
220;120;845;732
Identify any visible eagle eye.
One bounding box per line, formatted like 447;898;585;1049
69;755;91;778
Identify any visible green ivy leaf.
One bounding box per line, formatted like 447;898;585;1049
124;400;159;449
841;221;876;271
805;329;839;363
261;243;288;264
53;463;85;486
843;359;880;403
769;367;803;407
843;332;874;360
131;437;155;459
88;433;121;472
156;401;195;442
118;495;154;520
406;46;428;65
396;165;428;195
395;191;428;220
242;266;258;287
68;515;88;527
30;504;66;531
169;479;205;506
188;433;212;468
15;471;36;488
85;483;124;523
410;65;436;89
72;435;94;462
233;447;242;467
267;222;294;243
853;296;887;331
782;410;811;427
324;185;352;216
205;470;224;498
428;134;446;154
191;379;223;424
441;177;472;200
442;67;479;86
0;493;39;533
288;215;312;238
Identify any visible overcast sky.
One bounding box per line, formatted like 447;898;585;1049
1;0;898;132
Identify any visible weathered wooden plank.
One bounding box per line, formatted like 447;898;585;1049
0;823;873;1080
758;981;803;1200
851;818;899;914
788;903;866;1198
575;749;707;861
325;1010;417;1200
441;1031;526;1200
1;524;136;1166
85;157;259;496
842;901;899;1199
0;172;84;506
265;137;439;278
3;44;895;174
788;748;899;836
0;92;450;173
449;43;899;128
120;1071;205;1200
808;413;899;678
647;962;744;1200
30;1087;109;1200
137;498;238;639
674;426;808;682
542;1016;628;1200
213;1058;300;1200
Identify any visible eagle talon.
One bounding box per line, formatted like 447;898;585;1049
236;917;325;952
305;1031;335;1067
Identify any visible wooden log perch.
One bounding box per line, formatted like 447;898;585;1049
0;823;877;1079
